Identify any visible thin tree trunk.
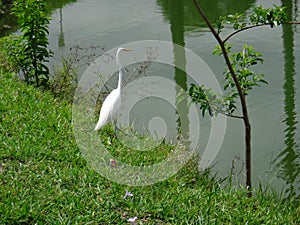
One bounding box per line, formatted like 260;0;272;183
192;0;252;196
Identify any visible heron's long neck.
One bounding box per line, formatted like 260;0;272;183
116;50;123;91
117;68;122;90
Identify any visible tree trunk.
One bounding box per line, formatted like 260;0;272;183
192;0;252;196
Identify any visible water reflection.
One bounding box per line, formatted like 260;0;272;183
274;0;300;198
157;0;255;31
0;0;76;37
158;0;299;194
168;0;189;139
157;0;257;141
58;8;65;48
45;0;77;11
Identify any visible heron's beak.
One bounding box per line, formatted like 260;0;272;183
121;48;131;72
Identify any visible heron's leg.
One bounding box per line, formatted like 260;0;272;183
113;118;118;135
113;118;130;138
113;118;122;135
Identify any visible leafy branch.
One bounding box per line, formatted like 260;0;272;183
217;5;300;43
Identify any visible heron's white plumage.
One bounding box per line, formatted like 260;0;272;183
93;79;121;131
94;47;130;131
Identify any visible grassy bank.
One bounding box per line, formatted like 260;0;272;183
0;67;299;224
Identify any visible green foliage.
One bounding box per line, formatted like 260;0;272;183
250;5;288;28
3;0;52;86
189;84;237;117
190;6;285;117
217;13;247;34
49;57;78;103
216;5;288;34
189;84;213;117
0;70;299;224
0;41;13;73
190;44;265;117
214;44;266;95
48;44;104;103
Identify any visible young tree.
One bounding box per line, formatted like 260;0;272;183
190;1;299;196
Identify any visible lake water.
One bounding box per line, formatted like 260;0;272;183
23;0;300;195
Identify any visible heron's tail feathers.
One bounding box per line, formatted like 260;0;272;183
93;119;105;131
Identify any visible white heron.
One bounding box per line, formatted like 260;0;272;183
94;47;132;131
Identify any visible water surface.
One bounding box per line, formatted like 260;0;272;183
46;0;300;195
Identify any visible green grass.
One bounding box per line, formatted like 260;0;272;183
0;69;299;224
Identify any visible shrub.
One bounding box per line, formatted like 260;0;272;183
3;0;52;86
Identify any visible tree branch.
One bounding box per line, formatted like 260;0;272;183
217;111;243;119
223;24;266;43
223;21;300;43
